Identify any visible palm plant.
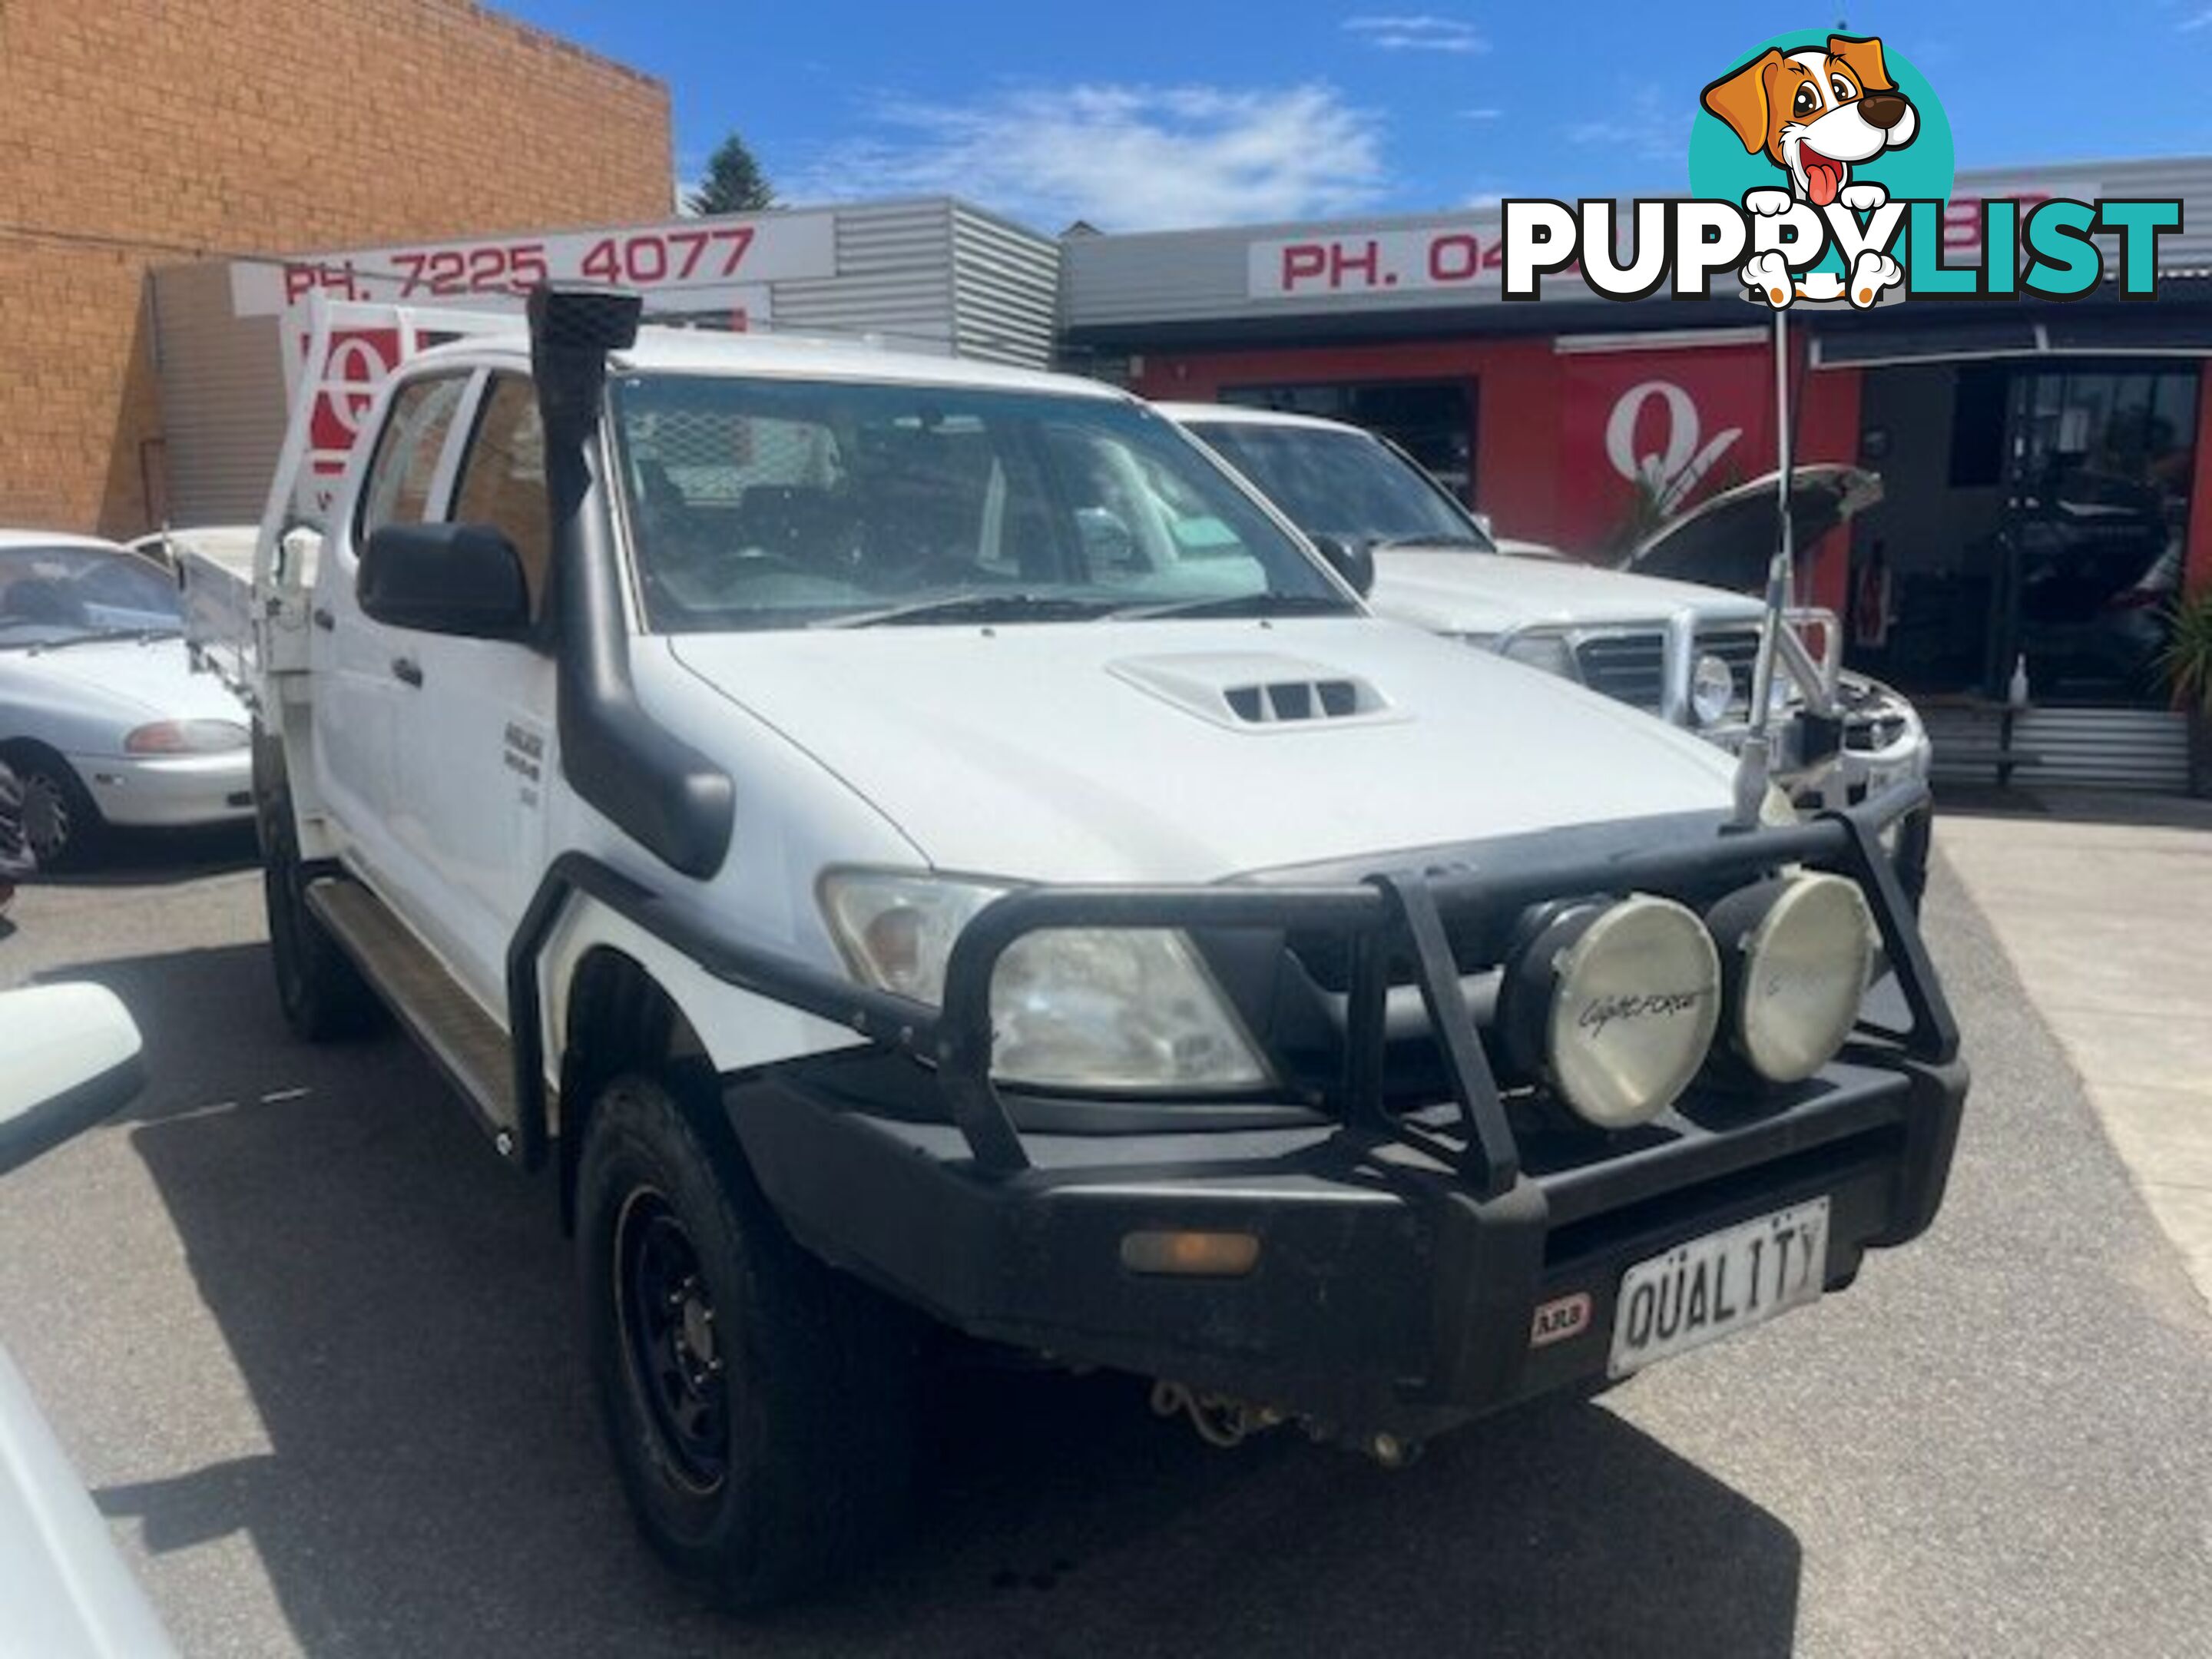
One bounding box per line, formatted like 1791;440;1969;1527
2158;588;2212;794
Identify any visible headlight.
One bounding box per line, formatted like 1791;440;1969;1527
1497;632;1578;680
1708;873;1875;1083
1690;653;1737;726
820;872;1271;1092
124;719;247;754
1505;895;1720;1131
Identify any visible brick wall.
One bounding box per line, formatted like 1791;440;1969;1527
0;0;671;535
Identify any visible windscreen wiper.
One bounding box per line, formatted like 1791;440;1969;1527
812;592;1123;629
25;627;182;653
1368;534;1488;551
1108;591;1358;621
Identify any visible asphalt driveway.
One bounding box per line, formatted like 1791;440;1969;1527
0;830;2207;1657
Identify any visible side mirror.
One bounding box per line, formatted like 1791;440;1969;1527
0;985;145;1178
359;523;532;640
1309;533;1376;598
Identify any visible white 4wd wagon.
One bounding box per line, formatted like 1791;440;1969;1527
187;290;1966;1608
1161;403;1929;814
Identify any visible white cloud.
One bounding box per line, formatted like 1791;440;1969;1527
1461;107;1502;120
1343;15;1488;53
787;83;1388;230
2182;6;2212;28
1564;82;1687;164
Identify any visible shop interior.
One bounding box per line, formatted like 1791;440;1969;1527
1847;359;2198;706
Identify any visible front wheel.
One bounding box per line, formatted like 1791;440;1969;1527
576;1071;917;1608
9;750;101;871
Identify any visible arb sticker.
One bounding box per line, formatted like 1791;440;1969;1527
1530;1291;1593;1349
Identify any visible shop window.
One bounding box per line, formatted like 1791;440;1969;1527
1948;365;2008;487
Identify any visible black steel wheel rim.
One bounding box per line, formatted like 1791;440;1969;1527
614;1187;730;1493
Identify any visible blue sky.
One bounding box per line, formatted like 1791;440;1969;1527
495;2;2212;229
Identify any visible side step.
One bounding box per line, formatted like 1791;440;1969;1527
306;877;520;1154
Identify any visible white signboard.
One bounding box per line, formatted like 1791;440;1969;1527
1247;221;1510;302
230;210;834;319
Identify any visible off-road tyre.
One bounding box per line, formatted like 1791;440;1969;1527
576;1070;918;1609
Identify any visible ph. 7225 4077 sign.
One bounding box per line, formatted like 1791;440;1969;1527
378;228;757;300
229;210;840;316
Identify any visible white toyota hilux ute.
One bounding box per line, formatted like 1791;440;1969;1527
1159;402;1930;817
186;290;1966;1609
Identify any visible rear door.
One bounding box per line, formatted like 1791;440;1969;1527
312;371;471;902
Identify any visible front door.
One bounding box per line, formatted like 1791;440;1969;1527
382;372;558;1015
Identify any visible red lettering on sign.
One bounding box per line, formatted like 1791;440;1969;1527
1330;240;1382;288
1280;243;1327;290
1428;233;1482;283
283;261;361;303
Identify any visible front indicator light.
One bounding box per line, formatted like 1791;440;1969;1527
1505;895;1721;1131
124;719;248;754
1120;1230;1261;1277
1708;873;1875;1083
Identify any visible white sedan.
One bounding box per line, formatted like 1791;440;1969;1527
0;530;252;869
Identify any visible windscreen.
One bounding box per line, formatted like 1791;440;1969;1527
0;545;182;650
608;375;1351;631
1189;421;1493;553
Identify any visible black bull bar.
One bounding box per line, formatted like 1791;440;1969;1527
932;785;1952;1180
509;785;1949;1184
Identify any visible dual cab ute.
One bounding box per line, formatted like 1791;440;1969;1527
187;289;1966;1607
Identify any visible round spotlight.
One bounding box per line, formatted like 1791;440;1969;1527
1506;896;1721;1131
1690;653;1737;726
1709;873;1876;1083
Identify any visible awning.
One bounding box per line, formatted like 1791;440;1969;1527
1812;276;2212;366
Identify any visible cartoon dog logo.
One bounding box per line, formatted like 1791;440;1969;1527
1702;35;1918;307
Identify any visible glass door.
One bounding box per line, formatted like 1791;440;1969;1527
1998;366;2198;704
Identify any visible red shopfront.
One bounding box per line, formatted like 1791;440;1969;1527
1065;169;2212;782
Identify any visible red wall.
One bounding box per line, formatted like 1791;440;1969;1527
2190;366;2212;602
1132;331;1863;611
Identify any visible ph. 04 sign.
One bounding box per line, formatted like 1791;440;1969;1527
1248;224;1524;300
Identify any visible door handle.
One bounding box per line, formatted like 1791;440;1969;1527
312;607;335;632
390;656;424;688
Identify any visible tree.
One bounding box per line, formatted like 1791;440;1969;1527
687;134;776;216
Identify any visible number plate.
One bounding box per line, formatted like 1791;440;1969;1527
1608;1197;1830;1379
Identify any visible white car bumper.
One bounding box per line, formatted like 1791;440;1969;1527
68;750;253;829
